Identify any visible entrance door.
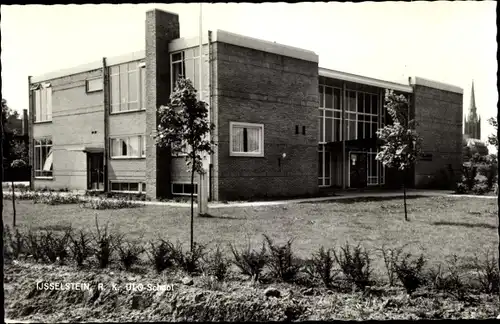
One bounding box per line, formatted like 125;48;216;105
349;152;367;188
87;153;104;190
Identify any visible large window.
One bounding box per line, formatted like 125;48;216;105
171;47;208;99
367;149;385;186
110;135;146;159
110;181;146;193
172;182;198;196
229;122;264;157
318;84;380;143
318;144;331;187
34;138;53;178
110;62;146;113
33;84;52;122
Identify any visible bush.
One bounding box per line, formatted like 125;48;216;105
4;225;25;260
92;217;116;268
81;197;142;210
305;246;338;288
34;192;81;205
39;230;71;264
473;250;499;294
428;255;469;300
147;239;176;273
394;253;427;294
171;242;206;274
455;182;468;194
333;243;373;291
378;244;412;287
472;180;489;195
477;158;498;190
202;245;230;282
230;241;268;281
461;162;478;191
69;229;94;268
116;238;144;271
25;230;45;262
263;235;301;283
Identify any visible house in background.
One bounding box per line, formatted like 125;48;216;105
28;9;463;200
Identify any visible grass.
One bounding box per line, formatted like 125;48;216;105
2;195;497;276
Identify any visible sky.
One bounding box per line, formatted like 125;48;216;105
1;2;497;148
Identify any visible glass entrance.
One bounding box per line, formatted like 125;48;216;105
87;153;104;190
349;152;367;188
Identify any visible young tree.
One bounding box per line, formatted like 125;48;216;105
376;90;422;221
155;78;215;252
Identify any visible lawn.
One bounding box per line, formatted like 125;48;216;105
2;195;498;275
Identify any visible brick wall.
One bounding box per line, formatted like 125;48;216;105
145;9;179;199
31;69;104;191
213;42;319;201
412;85;463;187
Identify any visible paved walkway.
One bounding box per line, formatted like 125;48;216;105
3;189;496;209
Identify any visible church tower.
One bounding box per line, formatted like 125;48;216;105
464;80;481;139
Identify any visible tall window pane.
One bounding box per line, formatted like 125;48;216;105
232;127;244;153
110;74;120;112
128;69;138;110
325;87;333;109
119;64;129;111
141;67;146;109
247;128;260;153
325;118;333;142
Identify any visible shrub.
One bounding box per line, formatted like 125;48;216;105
377;244;412;287
202;245;230;282
81;197;142;210
428;255;469;300
199;273;224;291
455;182;468;194
171;241;206;274
69;229;94;268
116;238;144;271
472;179;489;195
461;162;478;191
230;241;268;281
33;192;82;205
25;230;45;262
263;235;301;283
92;216;116;268
39;230;71;264
4;225;25;260
477;159;498;190
305;246;338;288
147;239;176;273
473;250;499;294
333;243;373;291
393;253;427;294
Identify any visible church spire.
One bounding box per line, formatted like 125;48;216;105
469;80;477;115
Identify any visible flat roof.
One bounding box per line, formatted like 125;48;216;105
319;67;414;93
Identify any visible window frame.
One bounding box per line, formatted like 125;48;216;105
34;138;54;179
229;122;265;157
109;135;146;159
86;77;103;93
109;61;146;114
171;182;198;196
33;84;53;123
109;181;147;194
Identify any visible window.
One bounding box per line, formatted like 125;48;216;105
110;135;146;158
230;122;264;157
33;83;52;122
318;85;342;143
86;78;103;93
110;181;147;193
367;149;386;185
110;61;146;113
172;182;198;196
318;144;331;187
34;138;53;178
170;47;208;100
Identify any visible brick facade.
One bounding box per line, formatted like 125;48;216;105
213;42;319;201
412;85;463;187
145;9;179;199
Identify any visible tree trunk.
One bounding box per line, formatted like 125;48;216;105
12;180;16;227
190;158;195;253
403;170;408;221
